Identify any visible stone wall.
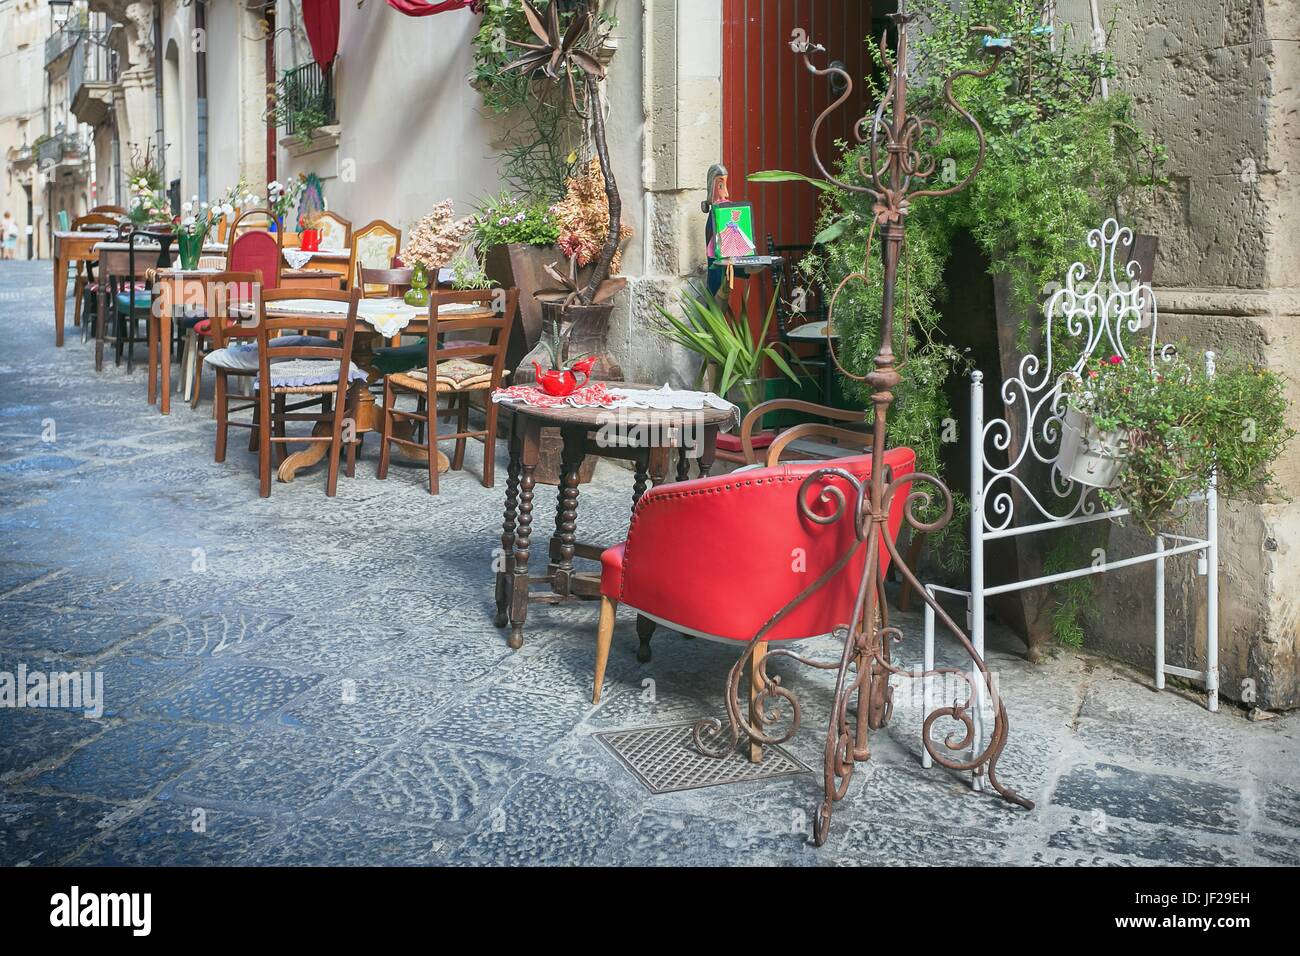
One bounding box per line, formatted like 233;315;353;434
1060;0;1300;709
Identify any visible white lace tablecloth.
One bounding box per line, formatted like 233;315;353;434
282;247;346;270
261;296;484;338
605;385;736;413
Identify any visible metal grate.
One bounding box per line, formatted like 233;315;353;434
595;720;811;794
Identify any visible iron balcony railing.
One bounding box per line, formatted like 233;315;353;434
36;133;85;169
69;30;112;106
44;23;82;66
279;61;336;136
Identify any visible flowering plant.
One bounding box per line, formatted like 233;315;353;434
402;199;476;271
551;157;630;272
473;192;560;248
174;180;250;239
267;176;305;222
1060;351;1293;526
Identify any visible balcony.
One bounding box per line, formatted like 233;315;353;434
277;61;337;137
69;31;116;127
44;20;85;68
36;133;87;175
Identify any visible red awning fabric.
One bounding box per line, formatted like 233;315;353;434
385;0;480;16
301;0;341;69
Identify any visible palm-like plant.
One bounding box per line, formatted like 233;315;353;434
652;282;802;408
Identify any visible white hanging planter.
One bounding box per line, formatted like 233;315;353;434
1056;404;1128;488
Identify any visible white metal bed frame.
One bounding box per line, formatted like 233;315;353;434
919;218;1219;784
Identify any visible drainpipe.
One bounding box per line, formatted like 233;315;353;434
153;2;164;171
265;3;277;187
195;0;208;201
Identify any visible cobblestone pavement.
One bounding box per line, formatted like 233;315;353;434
2;259;1298;866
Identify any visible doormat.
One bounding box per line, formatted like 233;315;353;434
594;719;812;794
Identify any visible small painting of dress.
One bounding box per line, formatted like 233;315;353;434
711;202;756;260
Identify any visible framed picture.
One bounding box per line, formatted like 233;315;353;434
710;201;756;261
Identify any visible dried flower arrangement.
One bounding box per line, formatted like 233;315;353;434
402;200;477;271
551;157;631;273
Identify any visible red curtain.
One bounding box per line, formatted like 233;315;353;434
301;0;341;68
385;0;480;16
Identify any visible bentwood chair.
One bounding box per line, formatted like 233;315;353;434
377;288;518;494
254;288;365;498
591;448;917;762
187;271;262;458
70;213;124;336
348;219;402;296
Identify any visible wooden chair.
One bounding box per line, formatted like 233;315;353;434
69;213;124;333
377;288;518;494
192;271;263;460
254;288;363;498
93;229;160;373
313;210;352;251
358;266;412;300
348;219;402;296
89;204;128;216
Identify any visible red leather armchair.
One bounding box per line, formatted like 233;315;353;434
594;448;917;748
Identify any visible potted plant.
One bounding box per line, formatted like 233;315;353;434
401;200;476;307
173;182;245;269
1057;351;1293;528
651;281;802;417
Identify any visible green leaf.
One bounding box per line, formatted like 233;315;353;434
814;216;853;245
748;170;837;191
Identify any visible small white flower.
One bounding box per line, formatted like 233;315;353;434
181;202;193;213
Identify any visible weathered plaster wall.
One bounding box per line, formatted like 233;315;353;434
1059;0;1300;709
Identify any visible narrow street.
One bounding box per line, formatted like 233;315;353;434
1;260;1297;866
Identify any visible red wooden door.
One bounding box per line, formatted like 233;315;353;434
722;0;875;251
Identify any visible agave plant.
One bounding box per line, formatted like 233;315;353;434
652;281;802;408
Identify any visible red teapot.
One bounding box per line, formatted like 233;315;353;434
532;355;597;397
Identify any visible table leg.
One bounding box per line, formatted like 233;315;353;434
494;419;522;628
675;447;691;482
147;316;159;406
698;424;721;478
54;254;67;347
632;448;658;662
159;312;173;415
508;420;542;650
551;426;585;596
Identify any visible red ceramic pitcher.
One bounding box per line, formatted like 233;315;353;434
299;229;321;251
532;355;598;397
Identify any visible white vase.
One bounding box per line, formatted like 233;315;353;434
1056;404;1128;488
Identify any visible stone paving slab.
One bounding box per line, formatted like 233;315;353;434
1;260;1299;865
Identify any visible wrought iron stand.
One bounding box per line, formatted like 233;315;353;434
692;2;1034;846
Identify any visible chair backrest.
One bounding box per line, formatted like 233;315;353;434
358;266;412;299
424;288;519;389
200;271;263;350
314;210;352;251
57;210;71;232
229;206;279;238
622;448;917;642
70;212;119;232
230;230;282;290
89;204;127;216
349;219;402;295
765;235;827;336
739;398;872;465
254;288;361;391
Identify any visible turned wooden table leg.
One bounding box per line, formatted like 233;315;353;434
494;420;522;629
508;419;542;650
551;425;585;596
697;423;721;478
53;253;68;347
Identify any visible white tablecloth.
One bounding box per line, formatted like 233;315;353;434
262;296;484;338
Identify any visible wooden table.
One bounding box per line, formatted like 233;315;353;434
52;230;116;346
232;298;494;482
281;249;350;291
493;391;732;651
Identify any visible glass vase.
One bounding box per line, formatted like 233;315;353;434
177;231;204;271
403;263;430;306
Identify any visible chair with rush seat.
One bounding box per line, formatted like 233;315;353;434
592;447;916;759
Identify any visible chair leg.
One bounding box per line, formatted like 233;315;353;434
273;394;288;467
344;388;359;479
636;615;655;663
593;596;618;704
214;372;228;462
482;397;497;488
249;399;260;452
257;391;272;498
377;379;393;480
452;394;468;471
325;386;349;497
748;641;769;763
426;389;439;496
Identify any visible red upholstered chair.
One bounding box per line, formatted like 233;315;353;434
592;448;917;755
186;231;284;406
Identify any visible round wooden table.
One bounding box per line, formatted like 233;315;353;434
492;388;734;652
